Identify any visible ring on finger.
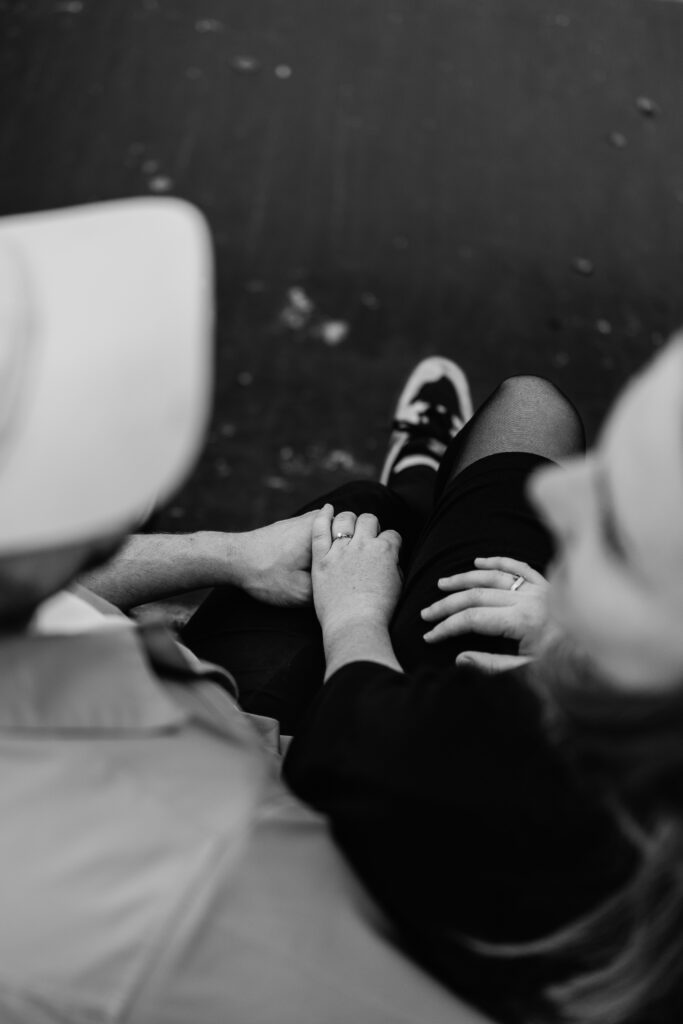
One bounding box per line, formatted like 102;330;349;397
509;574;525;591
333;532;353;541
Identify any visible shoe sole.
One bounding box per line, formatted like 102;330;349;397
380;356;473;485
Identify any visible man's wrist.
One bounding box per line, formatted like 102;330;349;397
188;531;248;588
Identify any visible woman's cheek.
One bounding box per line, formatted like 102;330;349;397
556;543;667;686
548;540;620;660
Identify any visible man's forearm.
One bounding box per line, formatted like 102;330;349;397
79;532;249;611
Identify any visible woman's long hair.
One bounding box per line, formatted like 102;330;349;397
528;643;683;1023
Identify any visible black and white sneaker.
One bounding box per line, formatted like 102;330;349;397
379;356;473;486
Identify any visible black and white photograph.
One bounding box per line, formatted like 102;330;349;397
1;1;683;1021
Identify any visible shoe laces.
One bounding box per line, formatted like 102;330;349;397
393;400;464;447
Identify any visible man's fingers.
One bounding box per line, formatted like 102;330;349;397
311;504;334;559
423;606;515;643
300;508;323;523
473;556;546;585
422;587;515;622
455;651;533;675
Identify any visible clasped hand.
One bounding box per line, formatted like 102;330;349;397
311;504;403;636
235;505;402;627
421;556;549;673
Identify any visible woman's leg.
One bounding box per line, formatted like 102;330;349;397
181;480;420;733
389;375;585;669
436;374;586;485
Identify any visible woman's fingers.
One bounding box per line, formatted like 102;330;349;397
380;528;403;555
423;604;516;643
437;569;520;593
314;507;401;566
331;510;357;539
437;559;547;593
422;587;516;622
473;556;547;585
421;556;549;649
354;512;380;538
456;651;533;674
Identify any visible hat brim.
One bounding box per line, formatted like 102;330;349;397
0;198;213;554
600;333;683;581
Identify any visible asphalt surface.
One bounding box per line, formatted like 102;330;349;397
2;0;683;531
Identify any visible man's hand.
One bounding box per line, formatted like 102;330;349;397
421;556;549;674
235;510;321;607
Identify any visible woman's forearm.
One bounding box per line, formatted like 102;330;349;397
322;616;403;679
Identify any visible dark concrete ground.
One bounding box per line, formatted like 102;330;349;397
2;0;683;533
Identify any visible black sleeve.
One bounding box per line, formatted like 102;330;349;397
283;660;638;945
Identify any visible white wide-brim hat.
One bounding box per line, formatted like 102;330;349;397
0;197;213;554
601;333;683;598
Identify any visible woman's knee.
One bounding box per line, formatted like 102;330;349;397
503;375;582;428
498;374;567;407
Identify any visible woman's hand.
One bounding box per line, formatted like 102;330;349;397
311;504;403;637
421;556;549;673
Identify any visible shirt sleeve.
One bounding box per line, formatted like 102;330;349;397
283;659;638;946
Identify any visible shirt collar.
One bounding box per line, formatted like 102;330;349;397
29;584;129;635
0;624;188;733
